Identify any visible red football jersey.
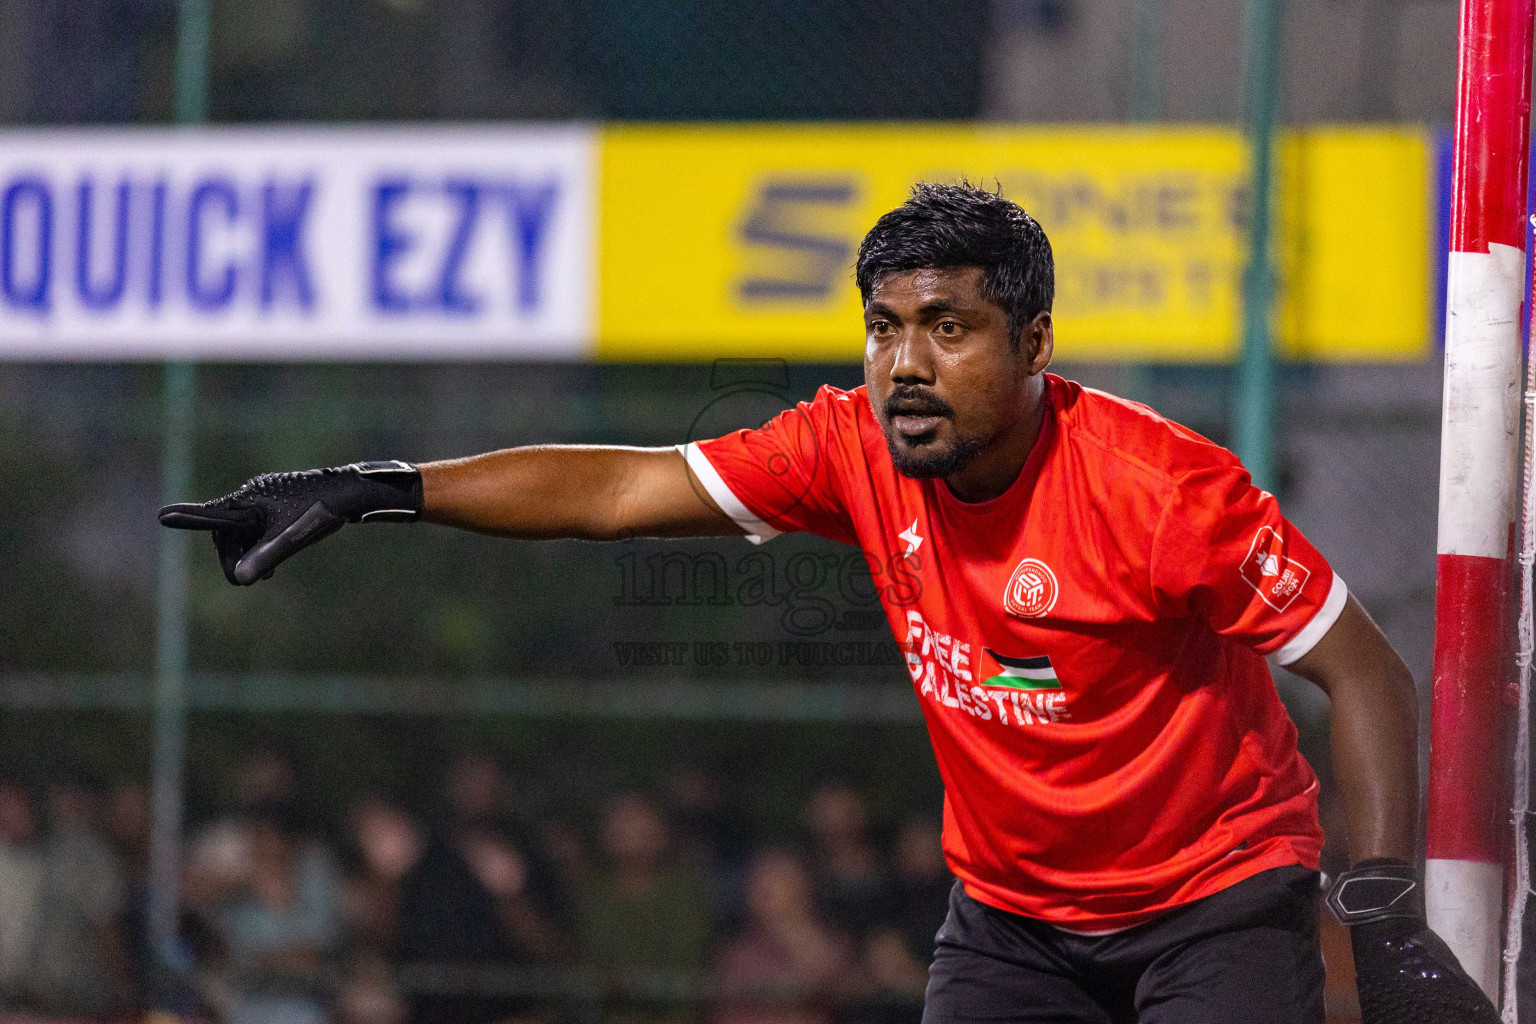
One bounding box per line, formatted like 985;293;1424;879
685;374;1342;931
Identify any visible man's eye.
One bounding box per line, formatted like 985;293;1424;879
870;321;892;334
937;321;961;335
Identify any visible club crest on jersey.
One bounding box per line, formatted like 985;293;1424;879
1003;557;1058;618
980;649;1061;690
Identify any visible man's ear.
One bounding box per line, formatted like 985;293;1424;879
1024;312;1054;374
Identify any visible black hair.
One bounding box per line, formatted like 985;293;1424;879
855;181;1054;349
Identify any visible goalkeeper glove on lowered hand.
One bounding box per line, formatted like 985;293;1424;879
158;461;423;585
1327;858;1500;1024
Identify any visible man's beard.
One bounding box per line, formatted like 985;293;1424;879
881;384;988;479
885;428;989;478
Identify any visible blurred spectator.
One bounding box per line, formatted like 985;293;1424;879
855;929;928;1023
537;815;593;894
0;781;43;1009
578;793;709;1022
666;762;753;873
187;743;303;906
850;816;949;1023
666;763;754;925
710;848;856;1024
888;815;950;963
803;781;891;941
397;751;570;1024
105;779;151;881
337;797;423;1024
336;949;408;1024
239;743;301;810
104;779;153;1006
216;806;341;1024
30;772;129;1014
342;795;425;954
444;749;505;824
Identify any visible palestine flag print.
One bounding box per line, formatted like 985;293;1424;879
980;648;1061;690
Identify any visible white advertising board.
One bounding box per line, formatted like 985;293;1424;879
0;126;594;359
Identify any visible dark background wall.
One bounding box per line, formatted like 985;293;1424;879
0;0;1458;126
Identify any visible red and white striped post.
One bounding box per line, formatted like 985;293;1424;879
1428;0;1535;999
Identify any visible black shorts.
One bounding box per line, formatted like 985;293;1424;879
923;865;1325;1024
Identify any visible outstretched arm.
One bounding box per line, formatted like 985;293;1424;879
160;446;742;584
419;445;737;540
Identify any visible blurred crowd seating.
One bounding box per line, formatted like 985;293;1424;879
0;747;954;1024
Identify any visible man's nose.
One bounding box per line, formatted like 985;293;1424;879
889;330;934;385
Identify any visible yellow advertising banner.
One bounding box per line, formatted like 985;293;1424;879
597;125;1429;362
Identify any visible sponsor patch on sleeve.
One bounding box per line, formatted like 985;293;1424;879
1239;526;1311;612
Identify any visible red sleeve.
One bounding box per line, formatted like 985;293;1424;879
682;386;858;545
1150;464;1347;665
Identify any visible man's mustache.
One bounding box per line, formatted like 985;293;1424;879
884;386;954;420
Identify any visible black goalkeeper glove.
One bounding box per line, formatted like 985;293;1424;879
158;461;423;585
1327;858;1500;1024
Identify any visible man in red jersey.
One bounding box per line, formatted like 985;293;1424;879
164;183;1491;1024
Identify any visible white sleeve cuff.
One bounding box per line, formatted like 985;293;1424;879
677;442;781;544
1268;572;1348;667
